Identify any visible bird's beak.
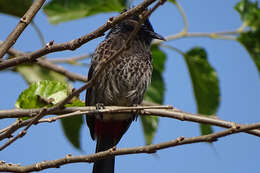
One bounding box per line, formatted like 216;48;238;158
148;31;166;41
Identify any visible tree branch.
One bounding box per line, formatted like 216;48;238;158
0;0;158;70
0;0;46;59
2;42;88;82
0;0;167;150
0;108;47;151
48;53;91;64
36;59;88;82
0;122;259;172
1;105;260;144
153;30;242;45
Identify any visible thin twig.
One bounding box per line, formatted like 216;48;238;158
0;106;170;119
0;108;47;151
0;122;259;172
48;53;91;64
31;21;45;46
1;106;260;141
37;59;88;82
153;30;241;45
2;44;88;82
0;0;46;59
174;0;188;33
0;106;171;141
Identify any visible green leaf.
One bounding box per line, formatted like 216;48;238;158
0;0;33;18
238;30;260;75
140;115;159;145
65;99;85;107
144;45;166;104
235;0;260;30
15;80;71;109
235;0;260;75
168;0;176;4
61;99;85;149
60;113;83;149
184;47;220;135
200;124;213;136
141;45;166;145
15;64;67;84
43;0;127;24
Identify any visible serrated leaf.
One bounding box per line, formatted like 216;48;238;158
16;64;67;84
43;0;127;24
238;30;260;75
0;0;33;18
141;45;166;145
235;0;260;30
184;47;220;135
15;80;71;109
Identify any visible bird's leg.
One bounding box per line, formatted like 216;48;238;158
95;103;105;120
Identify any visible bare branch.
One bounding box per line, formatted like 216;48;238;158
0;106;171;144
36;59;88;82
0;0;158;70
152;29;247;45
0;122;259;172
0;0;46;59
2;43;89;82
1;105;260;143
48;53;91;64
0;109;47;151
174;0;188;33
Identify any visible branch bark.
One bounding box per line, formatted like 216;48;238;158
1;105;260;143
36;59;88;82
0;122;259;172
0;0;46;59
1;42;88;82
0;0;158;70
48;53;91;64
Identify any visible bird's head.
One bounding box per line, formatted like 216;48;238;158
107;9;165;45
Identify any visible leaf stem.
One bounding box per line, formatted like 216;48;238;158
31;20;45;46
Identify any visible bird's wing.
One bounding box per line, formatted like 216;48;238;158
85;60;97;140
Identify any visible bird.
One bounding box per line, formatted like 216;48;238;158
85;9;165;173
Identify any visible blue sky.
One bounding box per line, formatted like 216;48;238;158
1;0;260;172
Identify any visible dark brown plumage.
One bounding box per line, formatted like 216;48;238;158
85;10;165;173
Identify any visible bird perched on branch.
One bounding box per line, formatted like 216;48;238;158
85;9;165;173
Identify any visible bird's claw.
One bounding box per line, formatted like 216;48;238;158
96;103;105;110
95;103;105;120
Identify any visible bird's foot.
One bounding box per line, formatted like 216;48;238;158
95;103;105;120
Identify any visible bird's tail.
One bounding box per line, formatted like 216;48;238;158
93;136;115;173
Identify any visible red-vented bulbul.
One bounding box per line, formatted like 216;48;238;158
85;9;165;173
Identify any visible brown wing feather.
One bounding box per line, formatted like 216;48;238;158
85;62;96;140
